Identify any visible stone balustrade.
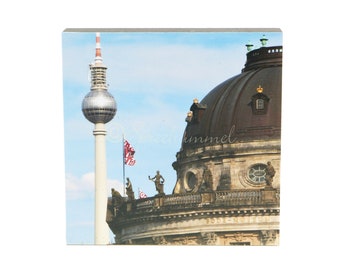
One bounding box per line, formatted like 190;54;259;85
112;188;280;217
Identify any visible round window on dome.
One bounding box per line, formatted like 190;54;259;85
248;164;267;184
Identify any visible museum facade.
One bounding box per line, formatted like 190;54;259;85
107;37;282;245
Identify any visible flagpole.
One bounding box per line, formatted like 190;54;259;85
122;134;126;196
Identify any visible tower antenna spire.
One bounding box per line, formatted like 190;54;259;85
95;32;103;62
89;32;108;90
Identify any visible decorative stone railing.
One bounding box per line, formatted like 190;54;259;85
215;190;262;206
242;45;282;72
247;46;282;58
112;188;279;216
163;193;201;207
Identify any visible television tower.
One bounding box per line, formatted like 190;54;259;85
82;33;117;244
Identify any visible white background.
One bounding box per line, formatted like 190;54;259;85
1;0;339;269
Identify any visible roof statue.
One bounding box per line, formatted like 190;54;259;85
265;161;276;187
148;170;165;195
126;178;135;201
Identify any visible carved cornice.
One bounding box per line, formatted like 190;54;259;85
176;139;281;164
108;189;280;244
114;230;280;245
108;191;279;228
111;207;279;228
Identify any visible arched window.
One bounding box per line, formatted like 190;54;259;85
255;98;265;110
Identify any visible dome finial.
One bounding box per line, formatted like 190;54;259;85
245;41;254;52
257;85;263;93
260;35;268;47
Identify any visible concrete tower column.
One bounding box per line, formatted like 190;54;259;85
93;123;109;244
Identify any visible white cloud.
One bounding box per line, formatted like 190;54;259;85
66;172;124;200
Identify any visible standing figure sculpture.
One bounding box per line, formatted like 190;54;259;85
265;161;276;187
111;188;123;216
148;170;165;195
126;177;135;201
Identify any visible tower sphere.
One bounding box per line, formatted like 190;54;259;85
82;90;117;124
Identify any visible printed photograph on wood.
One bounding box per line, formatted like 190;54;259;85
62;29;282;245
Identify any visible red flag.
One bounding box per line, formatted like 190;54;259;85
124;139;136;166
139;189;147;199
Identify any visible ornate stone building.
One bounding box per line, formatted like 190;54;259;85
107;37;282;245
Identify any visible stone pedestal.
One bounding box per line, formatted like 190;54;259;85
262;187;277;204
126;202;133;212
201;192;214;204
154;196;164;208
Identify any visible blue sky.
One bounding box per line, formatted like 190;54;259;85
62;30;282;244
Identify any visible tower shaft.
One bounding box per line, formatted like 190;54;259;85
93;123;109;244
82;32;117;244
